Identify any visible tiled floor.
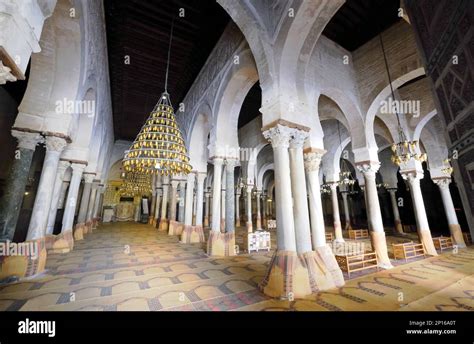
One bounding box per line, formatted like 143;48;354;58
0;222;472;311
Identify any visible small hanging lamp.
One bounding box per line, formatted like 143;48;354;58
123;19;192;176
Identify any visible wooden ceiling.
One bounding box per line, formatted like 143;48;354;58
104;0;230;141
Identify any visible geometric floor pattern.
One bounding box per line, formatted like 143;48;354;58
0;222;472;311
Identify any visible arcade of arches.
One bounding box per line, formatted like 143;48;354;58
0;0;473;311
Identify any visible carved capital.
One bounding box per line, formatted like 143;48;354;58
289;129;309;149
225;158;238;170
356;161;381;176
71;163;86;175
57;160;71;177
12;130;44;150
212;157;224;167
303;151;323;172
263;124;293;149
45;136;67;153
83;173;95;184
433;177;451;190
196;172;207;184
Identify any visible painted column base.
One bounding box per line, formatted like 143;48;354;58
449;224;467;248
314;245;345;287
333;221;345;243
46;230;74;254
192;216;196;226
152;218;159;227
84;221;93;234
203;217;209;227
258;250;343;299
235;219;241;227
158;219;169;231
168;220;184;236
370;231;393;269
180;225;205;244
418;229;438;256
206;231;236;256
246;222;253;233
0;238;47;280
74;223;85;241
91;218;99;229
344;222;352;231
394;220;405;235
256;218;262;231
220;218;225;232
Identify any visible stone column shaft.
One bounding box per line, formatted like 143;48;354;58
195;173;206;226
235;191;241;227
77;179;93;225
46;161;70;235
225;160;236;232
184;174;195;226
57;181;70;210
246;186;253;233
178;182;186;223
61;164;85;233
0;131;43;241
388;189;404;234
329;183;344;243
27;136;67;240
210;159;223;233
341;192;351;230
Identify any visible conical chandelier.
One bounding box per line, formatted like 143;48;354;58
123;19;192;176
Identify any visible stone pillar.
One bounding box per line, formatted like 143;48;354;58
85;181;98;232
225;159;236;234
204;191;210;227
46;161;70;235
178;181;186;223
192;191;197;225
246;185;253;233
329;183;344;243
341;191;352;230
167;180;181;235
220;171;226;231
433;178;466;248
0;131;43;241
150;181;157;222
304;151;326;248
183;174;195;226
255;190;262;230
59;163;85;251
154;187;162;224
159;177;169;231
289;130;312;254
57;181;69;210
259;125;343;299
262;193;267;228
195;173;206;227
75;174;94;240
400;166;437;255
207;157;236;255
388;188;404;234
235;188;241;227
357;162;394;268
181;172;204;243
26;137;67;241
92;185;104;227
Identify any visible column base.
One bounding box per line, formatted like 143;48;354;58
449;224;467;248
92;218;99;229
0;238;47;280
334;221;345;242
258;250;344;299
206;231;236;256
204;217;209;227
418;229;438;256
394;220;405;235
220;218;225;232
246;222;253;233
344;223;352;231
148;216;154;225
83;221;93;234
74;223;85;241
235;219;241;227
180;225;205;244
46;230;74;254
168;220;184;236
314;245;345;287
152;217;159;227
370;231;393;269
158;219;169;231
256;218;261;230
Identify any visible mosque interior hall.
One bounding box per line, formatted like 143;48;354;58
0;0;473;313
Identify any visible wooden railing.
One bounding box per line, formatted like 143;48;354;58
392;242;425;262
335;251;378;278
432;236;453;251
348;229;369;240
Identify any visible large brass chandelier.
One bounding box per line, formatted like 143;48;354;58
123;19;192;176
378;33;428;167
118;172;152;197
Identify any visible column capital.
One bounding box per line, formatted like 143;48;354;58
356;161;381;175
83;173;95;184
11;130;44;150
186;172;196;183
178;180;186;188
71;162;86;174
289;129;309;149
225;158;238;170
432;177;451;189
170;180;179;188
328;182;338;191
57;160;71;174
303;151;323;172
262;124;293;149
195;171;207;183
387;188;397;194
400;170;423;182
212;157;224;167
45;136;68;152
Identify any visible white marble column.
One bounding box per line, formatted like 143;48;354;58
178;181;186;223
341;191;351;230
192;191;197;225
204;191;210;227
46;161;70;235
289;130;312;253
235;188;241;227
255;190;262;230
159;177;169;229
26;136;67;240
92;185;104;222
263;125;297;251
329;183;344;243
61;163;86;233
195;172;206;227
77;174;94;225
246;185;253;233
304;151;326;248
400;166;437;255
388;188;404;234
433;177;466;248
225;159;236;233
86;181;99;224
57;181;70;210
220;170;226;231
210;158;223;233
262;193;267;228
184;173;195;226
154;187;162;223
169;180;179;222
357;162;393;268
